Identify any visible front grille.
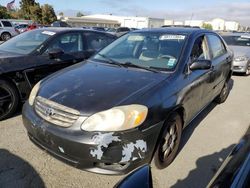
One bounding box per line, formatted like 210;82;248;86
34;96;80;127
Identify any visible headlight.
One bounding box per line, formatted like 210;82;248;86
234;56;248;61
81;105;148;131
28;81;41;106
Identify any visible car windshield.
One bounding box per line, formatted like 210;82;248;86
0;30;53;54
222;35;250;47
92;32;187;71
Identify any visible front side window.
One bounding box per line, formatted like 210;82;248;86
222;35;250;47
190;35;210;62
0;30;52;54
46;33;83;53
85;32;115;51
207;35;226;59
92;32;187;71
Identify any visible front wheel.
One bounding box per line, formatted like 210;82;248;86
1;33;11;41
153;112;182;169
214;80;230;104
0;80;19;120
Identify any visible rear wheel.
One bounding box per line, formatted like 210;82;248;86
153;112;182;169
0;80;19;120
1;32;11;41
215;80;230;104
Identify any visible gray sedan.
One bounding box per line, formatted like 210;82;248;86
222;33;250;75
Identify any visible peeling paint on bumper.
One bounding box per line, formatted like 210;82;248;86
22;102;163;175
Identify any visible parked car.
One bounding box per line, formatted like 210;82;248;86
0;28;117;120
91;27;106;32
107;27;131;37
23;28;233;175
0;20;19;41
208;126;250;188
222;33;250;75
15;24;29;33
51;21;71;27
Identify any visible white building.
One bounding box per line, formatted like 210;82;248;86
58;16;120;28
84;14;165;28
184;20;204;27
225;21;240;31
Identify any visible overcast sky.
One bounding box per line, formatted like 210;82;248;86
2;0;250;26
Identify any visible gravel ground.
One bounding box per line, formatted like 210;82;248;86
0;75;249;188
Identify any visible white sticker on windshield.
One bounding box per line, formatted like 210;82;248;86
160;35;185;40
128;35;145;41
42;31;56;36
240;35;250;39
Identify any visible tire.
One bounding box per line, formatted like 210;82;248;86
153;112;182;169
0;79;19;120
214;80;230;104
1;32;11;41
245;62;250;76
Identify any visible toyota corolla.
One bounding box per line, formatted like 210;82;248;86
22;28;233;175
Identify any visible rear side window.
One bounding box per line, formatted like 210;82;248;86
1;21;12;27
207;35;226;59
85;32;115;51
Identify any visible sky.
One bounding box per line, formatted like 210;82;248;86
1;0;250;26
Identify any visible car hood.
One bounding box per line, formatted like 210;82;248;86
229;45;250;58
38;60;168;115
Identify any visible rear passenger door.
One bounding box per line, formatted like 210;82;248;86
84;31;116;57
206;34;229;99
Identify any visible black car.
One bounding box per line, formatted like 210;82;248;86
22;28;233;175
0;28;117;120
208;126;250;188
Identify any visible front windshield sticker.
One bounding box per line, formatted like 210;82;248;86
160;35;185;40
42;31;56;36
128;35;145;41
167;58;176;67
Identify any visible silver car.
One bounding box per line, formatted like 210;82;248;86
222;33;250;75
0;20;19;41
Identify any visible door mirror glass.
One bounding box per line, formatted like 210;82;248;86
48;48;64;59
190;60;212;70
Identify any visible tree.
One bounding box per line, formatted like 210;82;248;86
76;12;84;17
59;12;64;16
41;4;57;25
202;23;213;30
0;5;11;19
19;0;36;19
30;3;42;23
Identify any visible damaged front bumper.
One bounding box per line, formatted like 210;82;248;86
22;102;163;175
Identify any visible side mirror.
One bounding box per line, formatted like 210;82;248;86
48;48;64;59
115;165;153;188
190;59;212;70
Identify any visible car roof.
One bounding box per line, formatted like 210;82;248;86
132;27;213;36
35;27;116;36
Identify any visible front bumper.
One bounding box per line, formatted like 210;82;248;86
232;60;248;73
22;102;163;175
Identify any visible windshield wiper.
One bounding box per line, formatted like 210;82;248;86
122;62;160;73
97;53;123;67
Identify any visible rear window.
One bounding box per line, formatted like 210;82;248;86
1;21;12;27
222;35;250;47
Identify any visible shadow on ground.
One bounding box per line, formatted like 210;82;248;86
0;149;45;188
172;144;235;188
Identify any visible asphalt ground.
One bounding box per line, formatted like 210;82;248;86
0;75;249;188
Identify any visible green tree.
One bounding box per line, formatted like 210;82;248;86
30;3;42;23
59;12;64;16
41;4;57;25
76;12;84;17
202;23;213;30
0;5;11;19
19;0;36;19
